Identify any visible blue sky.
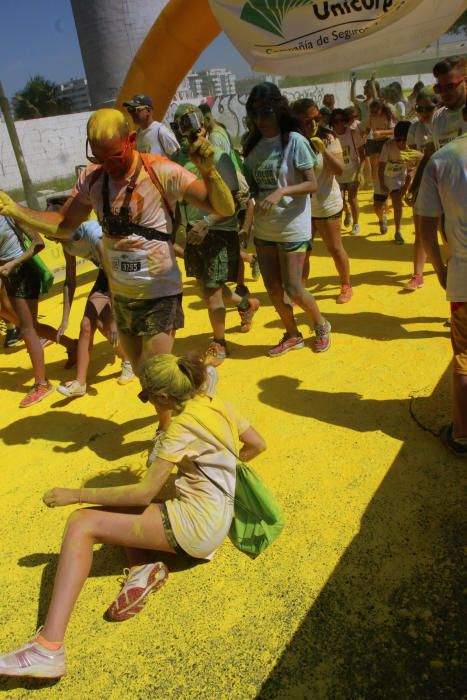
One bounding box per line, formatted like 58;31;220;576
0;0;253;99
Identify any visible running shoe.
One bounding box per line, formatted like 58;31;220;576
379;216;388;235
439;424;467;458
147;428;167;466
314;319;331;353
250;254;260;280
64;341;78;369
57;380;86;398
406;274;424;291
238;298;260;333
351;224;360;236
4;327;21;347
118;360;135;385
337;284;353;304
0;633;65;678
343;212;352;228
394;231;405;245
19;381;54;408
204;339;229;366
105;562;169;622
268;333;304;357
234;284;250;297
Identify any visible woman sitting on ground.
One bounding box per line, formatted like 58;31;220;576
0;353;266;679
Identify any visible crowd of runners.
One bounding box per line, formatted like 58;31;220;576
0;54;465;678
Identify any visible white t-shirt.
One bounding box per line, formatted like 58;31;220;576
72;154;197;300
136;121;179;158
393;100;407;120
245;132;317;242
158;394;250;559
335;127;364;184
431;105;467;151
62;220;103;267
0;217;24;261
417;133;467;302
379;139;408;192
407;120;433;151
312;136;344;217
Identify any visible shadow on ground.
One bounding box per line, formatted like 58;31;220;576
256;368;464;699
0;410;155;460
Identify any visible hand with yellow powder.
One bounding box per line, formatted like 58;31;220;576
43;487;79;507
0;191;20;218
309;137;325;154
189;136;216;176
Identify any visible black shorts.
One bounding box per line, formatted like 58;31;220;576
89;268;110;296
365;139;387;156
3;259;41;299
374;191;401;203
313;209;343;221
113;293;184;336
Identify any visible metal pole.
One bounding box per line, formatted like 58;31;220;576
0;80;40;208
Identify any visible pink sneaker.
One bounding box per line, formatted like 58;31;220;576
105;562;169;622
0;633;65;678
238;298;260;333
406;275;424;291
268;333;304;357
314;319;331;353
204;339;229;367
337;284;353;304
19;381;54;408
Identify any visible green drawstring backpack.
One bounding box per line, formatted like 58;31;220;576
191;410;284;558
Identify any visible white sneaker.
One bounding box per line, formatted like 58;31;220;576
351;224;360;235
57;380;86;398
118;360;135;385
105;562;169;621
0;635;65;678
147;429;166;467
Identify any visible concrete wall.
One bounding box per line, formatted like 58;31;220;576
0;111;92;192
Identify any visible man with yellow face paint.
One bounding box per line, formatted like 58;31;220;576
0;108;235;435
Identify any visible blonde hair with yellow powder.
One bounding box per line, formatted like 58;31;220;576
140;354;207;411
87;109;129;144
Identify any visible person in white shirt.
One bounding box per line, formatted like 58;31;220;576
331;108;365;235
404;90;439;290
431;56;466;151
123;94;179;158
418;104;467;457
292;98;353;305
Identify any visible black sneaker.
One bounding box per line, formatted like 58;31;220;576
235;284;250;297
4;327;21;347
394;231;405;245
440;424;467;458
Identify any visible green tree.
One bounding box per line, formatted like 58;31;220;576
12;75;72;120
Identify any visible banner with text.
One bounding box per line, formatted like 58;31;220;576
208;0;465;75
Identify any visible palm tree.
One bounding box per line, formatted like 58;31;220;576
12;75;72;120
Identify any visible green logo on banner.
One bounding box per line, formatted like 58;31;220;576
240;0;315;38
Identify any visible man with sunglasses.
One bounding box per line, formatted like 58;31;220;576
123;94;179;158
0;108;235;436
431;56;466;151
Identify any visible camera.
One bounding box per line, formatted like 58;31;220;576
178;111;202;142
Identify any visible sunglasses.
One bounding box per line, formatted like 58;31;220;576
86;137;131;165
127;105;149;113
415;105;435;113
332;118;346;123
433;77;465;94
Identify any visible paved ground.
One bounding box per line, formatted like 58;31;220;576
0;190;463;698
